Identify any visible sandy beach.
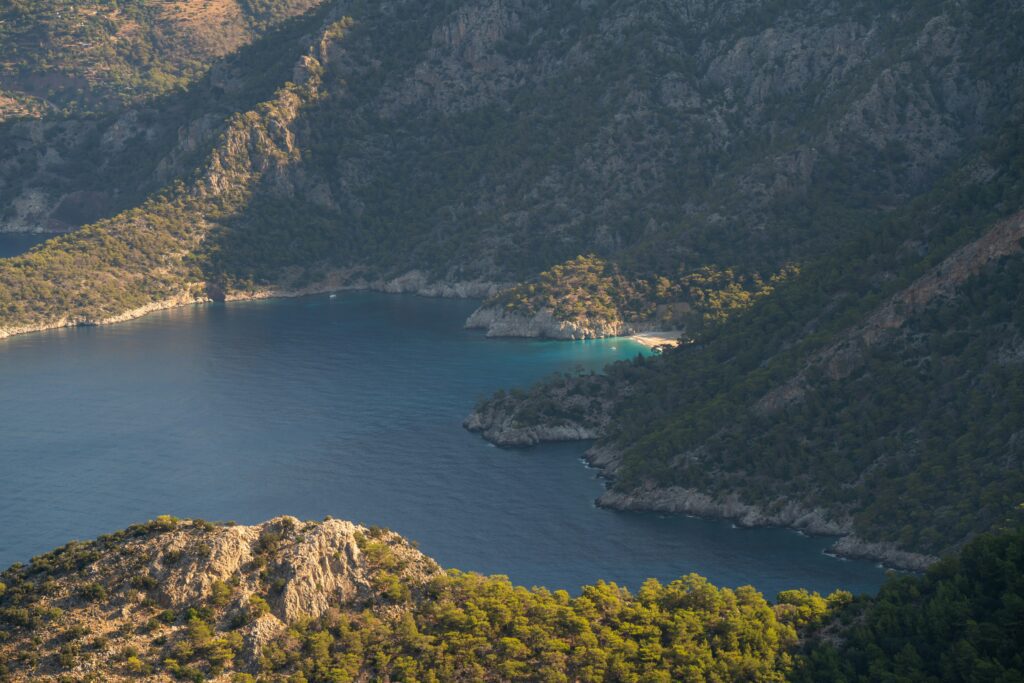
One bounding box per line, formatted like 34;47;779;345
630;331;684;348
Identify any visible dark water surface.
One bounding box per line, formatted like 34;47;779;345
0;232;51;257
0;288;887;597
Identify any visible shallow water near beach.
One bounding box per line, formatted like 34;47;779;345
0;265;886;596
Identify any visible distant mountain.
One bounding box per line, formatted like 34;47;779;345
3;0;1023;331
0;0;327;118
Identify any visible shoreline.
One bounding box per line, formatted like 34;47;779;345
594;486;937;573
580;446;935;572
1;265;932;573
0;271;508;343
628;330;684;348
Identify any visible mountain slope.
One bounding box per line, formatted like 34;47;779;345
2;0;1023;339
0;516;831;682
795;525;1024;682
0;0;328;118
468;122;1024;568
2;517;1022;682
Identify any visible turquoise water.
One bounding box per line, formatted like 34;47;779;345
0;284;887;597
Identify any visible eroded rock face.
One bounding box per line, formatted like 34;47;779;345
0;516;439;681
136;517;401;624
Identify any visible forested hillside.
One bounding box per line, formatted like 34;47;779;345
1;517;1021;681
795;525;1024;682
0;0;327;118
470;119;1024;567
3;0;1024;333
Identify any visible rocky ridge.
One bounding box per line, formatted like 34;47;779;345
0;516;437;681
756;210;1024;414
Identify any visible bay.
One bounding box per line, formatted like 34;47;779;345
0;288;887;597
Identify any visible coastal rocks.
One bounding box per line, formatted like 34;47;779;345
596;487;851;537
464;408;602;447
595;486;937;571
464;373;619;447
465;305;658;340
830;535;939;573
0;268;507;342
375;270;507;299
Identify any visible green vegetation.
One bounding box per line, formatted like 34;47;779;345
471;114;1024;562
485;254;797;332
0;64;323;332
0;0;326;116
2;517;1022;681
587;119;1024;560
258;571;835;682
2;0;1022;343
796;526;1024;681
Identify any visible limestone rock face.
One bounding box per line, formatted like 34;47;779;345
0;516;439;681
138;517;398;624
465;407;602;447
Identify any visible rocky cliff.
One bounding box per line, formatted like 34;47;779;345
0;516;437;681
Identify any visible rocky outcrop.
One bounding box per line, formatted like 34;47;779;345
0;516;438;681
465;373;621;446
596;486;937;572
373;270;508;298
465;305;660;340
829;536;939;573
464;406;602;447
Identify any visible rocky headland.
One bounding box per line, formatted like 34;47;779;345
464;373;622;447
464;305;662;341
465;386;939;572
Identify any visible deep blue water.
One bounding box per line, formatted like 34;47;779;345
0;260;887;597
0;232;51;257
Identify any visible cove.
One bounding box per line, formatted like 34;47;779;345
0;290;887;597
